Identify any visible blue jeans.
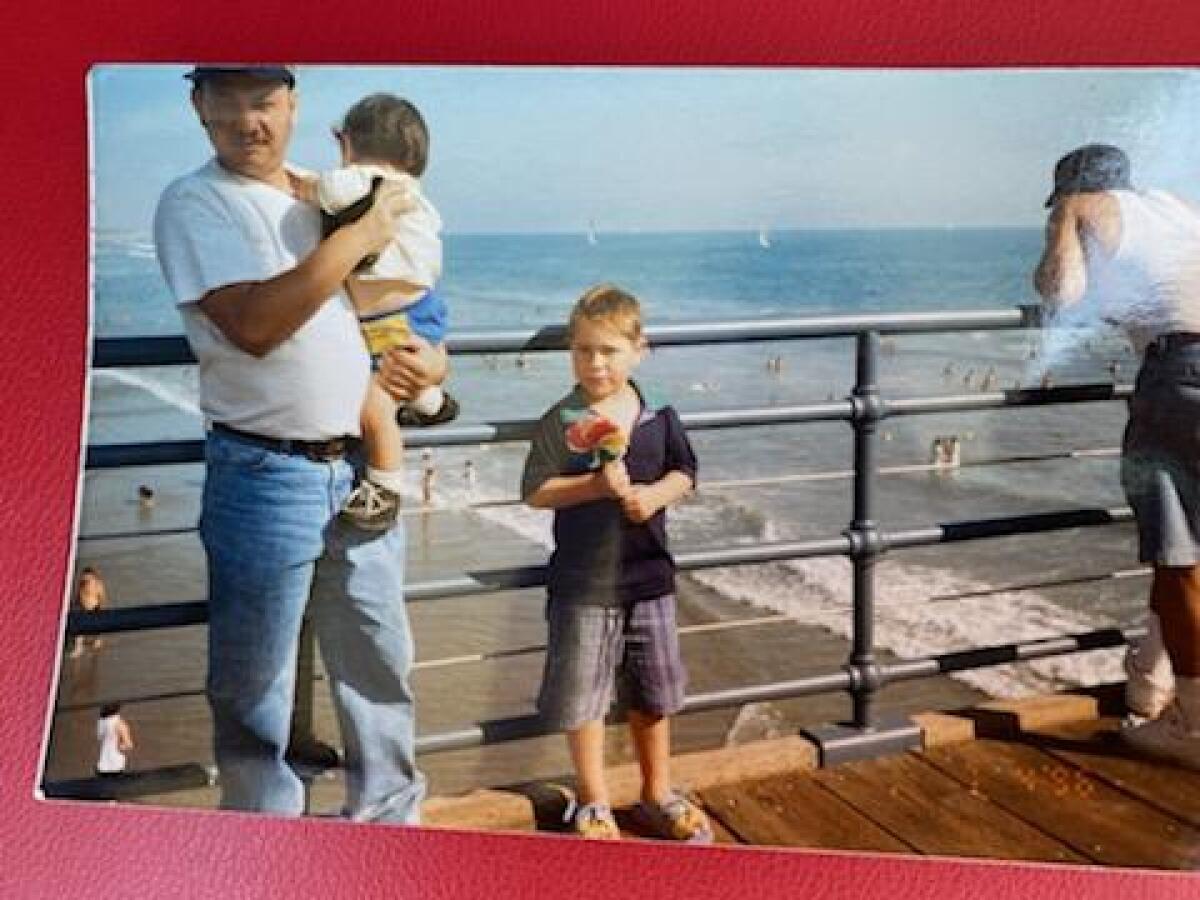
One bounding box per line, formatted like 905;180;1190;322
200;429;425;821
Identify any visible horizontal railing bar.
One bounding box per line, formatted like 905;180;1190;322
91;308;1041;368
881;625;1143;683
885;506;1133;549
68;505;1134;636
887;383;1132;416
416;621;1134;755
84;381;1128;470
71;602;209;634
46;619;1136;795
415;671;855;754
77;443;1125;541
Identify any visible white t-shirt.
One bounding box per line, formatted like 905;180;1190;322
316;165;443;289
153;158;370;439
96;715;126;774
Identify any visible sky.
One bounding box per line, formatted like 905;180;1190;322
91;65;1200;235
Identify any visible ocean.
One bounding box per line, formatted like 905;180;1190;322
62;227;1145;796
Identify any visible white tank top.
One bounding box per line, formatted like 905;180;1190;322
96;715;126;773
1091;190;1200;350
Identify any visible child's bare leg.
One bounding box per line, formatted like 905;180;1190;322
628;709;671;805
361;377;406;494
566;720;608;807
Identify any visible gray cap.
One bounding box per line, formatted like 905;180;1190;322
185;65;295;88
1045;144;1131;208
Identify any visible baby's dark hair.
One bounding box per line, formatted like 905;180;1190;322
99;703;122;718
339;93;429;177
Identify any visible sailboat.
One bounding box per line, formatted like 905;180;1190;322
587;219;598;245
758;225;771;249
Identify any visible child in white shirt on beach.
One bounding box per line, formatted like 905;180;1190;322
307;93;456;530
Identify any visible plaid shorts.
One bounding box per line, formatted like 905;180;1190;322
536;594;687;731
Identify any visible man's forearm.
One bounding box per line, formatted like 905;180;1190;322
1034;201;1090;307
200;225;371;357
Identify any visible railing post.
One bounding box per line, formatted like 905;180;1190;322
802;330;922;766
850;330;882;729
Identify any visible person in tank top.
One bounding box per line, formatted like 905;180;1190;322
1035;143;1200;768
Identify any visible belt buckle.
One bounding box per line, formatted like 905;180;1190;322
306;439;345;462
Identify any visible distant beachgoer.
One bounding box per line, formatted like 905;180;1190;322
95;703;134;776
421;449;437;507
521;284;711;843
69;567;107;658
153;65;432;820
463;459;476;495
980;367;997;392
137;484;156;510
1035;143;1200;767
295;92;458;530
516;353;529;370
929;435;961;470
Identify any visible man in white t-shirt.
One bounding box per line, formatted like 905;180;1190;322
154;65;442;820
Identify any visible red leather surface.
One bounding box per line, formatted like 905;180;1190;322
3;2;1200;897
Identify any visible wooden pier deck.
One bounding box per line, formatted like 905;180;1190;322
71;685;1200;871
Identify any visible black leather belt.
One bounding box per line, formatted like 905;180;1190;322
1148;332;1200;356
211;423;354;461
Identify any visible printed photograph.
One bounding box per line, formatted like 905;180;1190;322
42;63;1200;863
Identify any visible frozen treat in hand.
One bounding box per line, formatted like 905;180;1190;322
564;410;628;468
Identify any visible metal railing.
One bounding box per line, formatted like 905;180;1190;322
58;304;1143;792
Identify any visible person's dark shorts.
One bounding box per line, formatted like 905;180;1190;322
536;594;687;730
1121;341;1200;566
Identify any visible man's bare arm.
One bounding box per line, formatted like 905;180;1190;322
1033;193;1120;310
198;184;410;357
343;276;429;318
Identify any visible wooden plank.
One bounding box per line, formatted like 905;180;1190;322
700;773;912;853
814;752;1086;864
1023;719;1200;830
922;739;1200;869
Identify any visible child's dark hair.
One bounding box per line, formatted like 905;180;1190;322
339;93;429;177
99;703;121;718
568;284;644;343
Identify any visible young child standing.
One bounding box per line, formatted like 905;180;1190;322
95;703;134;777
311;93;456;529
521;284;711;842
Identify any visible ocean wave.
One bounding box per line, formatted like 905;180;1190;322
91;368;201;419
675;490;1125;698
94;232;155;255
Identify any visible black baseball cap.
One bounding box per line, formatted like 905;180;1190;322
185;65;296;88
1045;144;1131;208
